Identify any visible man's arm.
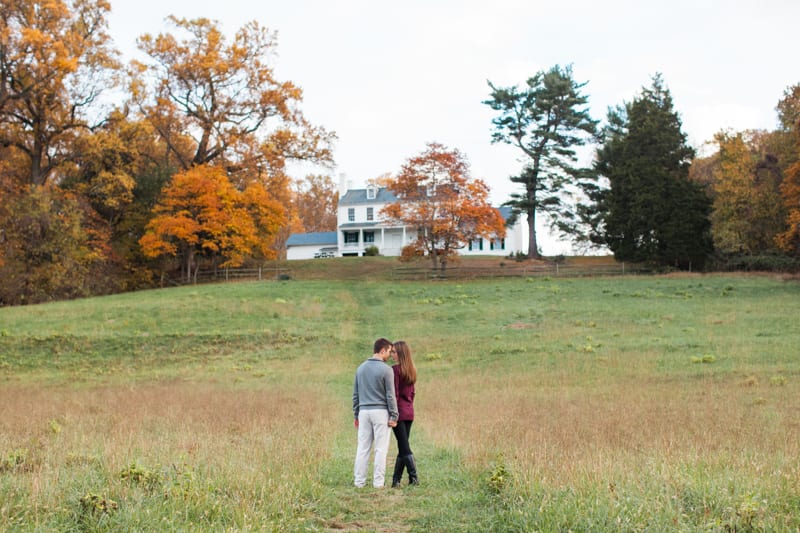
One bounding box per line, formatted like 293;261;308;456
385;368;399;424
352;375;360;425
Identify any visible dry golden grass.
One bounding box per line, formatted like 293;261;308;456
0;381;337;516
421;372;800;486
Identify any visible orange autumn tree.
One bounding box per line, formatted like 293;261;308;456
776;160;800;255
130;16;334;258
139;165;282;282
292;174;339;233
775;84;800;256
383;143;506;271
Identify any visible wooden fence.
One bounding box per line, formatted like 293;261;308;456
166;261;646;285
169;267;291;285
390;261;647;280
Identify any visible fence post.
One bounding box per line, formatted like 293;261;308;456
258;266;262;280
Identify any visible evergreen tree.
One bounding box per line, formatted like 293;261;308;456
484;65;597;258
590;75;713;269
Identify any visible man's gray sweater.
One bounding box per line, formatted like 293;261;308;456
352;358;399;421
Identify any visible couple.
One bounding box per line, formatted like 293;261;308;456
352;338;418;489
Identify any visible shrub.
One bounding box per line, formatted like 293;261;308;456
709;252;800;273
79;492;118;516
364;245;380;256
399;245;424;263
487;455;511;494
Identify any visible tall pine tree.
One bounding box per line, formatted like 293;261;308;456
590;75;713;269
485;65;597;258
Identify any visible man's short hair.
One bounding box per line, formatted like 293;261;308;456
374;338;392;354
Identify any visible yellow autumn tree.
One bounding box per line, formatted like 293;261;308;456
0;0;119;187
130;16;333;174
710;131;785;254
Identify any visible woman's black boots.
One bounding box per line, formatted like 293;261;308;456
405;454;419;485
392;455;419;487
391;456;405;488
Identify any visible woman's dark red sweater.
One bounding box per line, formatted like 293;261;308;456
392;364;415;421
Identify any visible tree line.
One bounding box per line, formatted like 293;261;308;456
0;1;340;304
1;2;799;305
485;67;800;271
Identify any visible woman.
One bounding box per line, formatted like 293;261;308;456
390;340;418;487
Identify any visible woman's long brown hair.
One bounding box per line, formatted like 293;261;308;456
393;341;417;385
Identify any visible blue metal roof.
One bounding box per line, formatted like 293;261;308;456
285;231;338;246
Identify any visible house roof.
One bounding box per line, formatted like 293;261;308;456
285;231;337;247
338;222;379;229
498;206;513;222
339;187;398;205
341;187;512;218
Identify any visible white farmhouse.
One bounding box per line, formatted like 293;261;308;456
286;183;527;260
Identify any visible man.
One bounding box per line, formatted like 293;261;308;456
353;338;399;488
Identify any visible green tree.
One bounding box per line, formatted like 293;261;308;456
484;64;598;258
590;75;713;269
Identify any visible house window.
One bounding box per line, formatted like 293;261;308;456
366;186;377;200
344;231;359;244
363;231;375;243
366;207;373;221
490;238;505;251
468;238;483;251
348;208;355;222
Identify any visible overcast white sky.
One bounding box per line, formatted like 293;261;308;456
108;0;798;253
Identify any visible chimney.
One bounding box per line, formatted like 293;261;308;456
339;173;348;195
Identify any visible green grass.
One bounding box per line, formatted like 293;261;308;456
1;274;799;531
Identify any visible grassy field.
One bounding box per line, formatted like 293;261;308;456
1;272;799;531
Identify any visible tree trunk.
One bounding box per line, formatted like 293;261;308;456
184;248;195;284
527;207;540;259
429;247;439;271
31;140;46;186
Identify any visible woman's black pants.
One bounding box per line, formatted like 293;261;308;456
392;420;413;456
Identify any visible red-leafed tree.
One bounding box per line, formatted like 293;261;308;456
382;143;506;271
